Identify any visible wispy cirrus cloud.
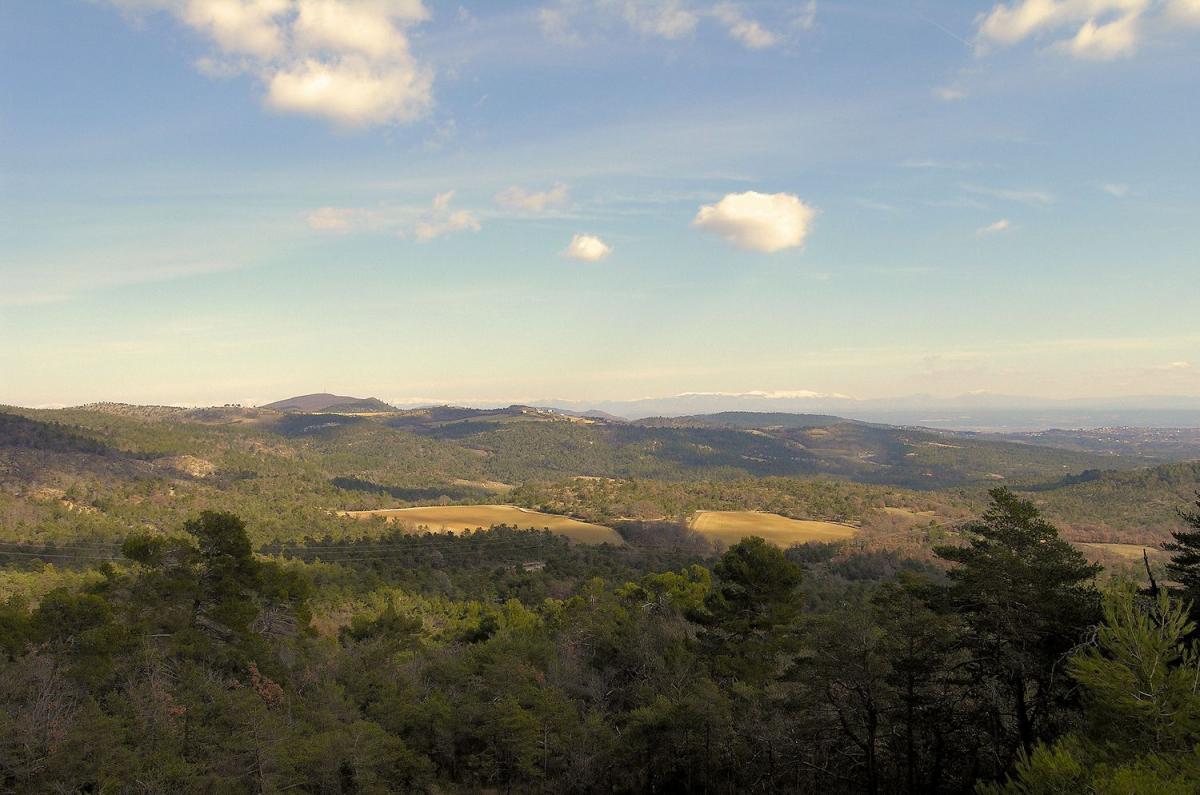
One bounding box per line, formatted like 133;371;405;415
305;191;481;240
494;183;570;213
3;256;244;306
537;1;805;49
962;183;1054;206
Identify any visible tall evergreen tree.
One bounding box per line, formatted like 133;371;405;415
701;536;804;684
935;488;1101;768
1163;494;1200;617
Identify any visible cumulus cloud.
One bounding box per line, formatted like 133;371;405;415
413;191;481;242
494;183;570;213
266;56;431;126
562;234;613;262
977;218;1012;236
713;4;780;49
182;0;289;58
975;0;1151;60
105;0;434;127
692;191;816;253
292;0;428;58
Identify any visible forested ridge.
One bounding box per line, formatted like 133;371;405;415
2;406;1194;552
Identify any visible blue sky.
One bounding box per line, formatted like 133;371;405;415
2;0;1198;407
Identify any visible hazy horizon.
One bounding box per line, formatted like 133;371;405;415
11;387;1200;409
11;387;1200;434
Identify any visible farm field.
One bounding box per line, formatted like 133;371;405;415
342;504;624;545
882;506;939;519
689;510;858;547
1078;541;1168;561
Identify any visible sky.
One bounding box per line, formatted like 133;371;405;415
2;0;1199;408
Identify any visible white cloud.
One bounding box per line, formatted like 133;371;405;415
562;234;613;262
975;0;1152;59
793;1;817;31
977;0;1070;46
1168;0;1200;23
1057;10;1141;58
266;56;432;126
182;0;289;59
692;191;816;253
494;183;570;212
936;85;969;101
977;218;1012;236
1155;360;1192;370
413;191;481;241
541;1;808;46
105;0;434;127
1102;182;1130;197
306;206;358;232
617;0;699;39
713;4;780;49
963;184;1055;205
538;7;581;44
901;158;975;170
292;0;428;59
305;192;480;240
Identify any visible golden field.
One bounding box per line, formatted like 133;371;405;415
688;510;858;547
342;504;624;545
1078;542;1167;561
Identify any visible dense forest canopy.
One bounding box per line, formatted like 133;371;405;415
2;490;1200;791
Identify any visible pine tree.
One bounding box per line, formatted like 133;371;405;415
1163;494;1200;617
982;583;1200;794
701;536;803;684
935;488;1101;766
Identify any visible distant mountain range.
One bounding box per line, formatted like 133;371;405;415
158;391;1200;432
